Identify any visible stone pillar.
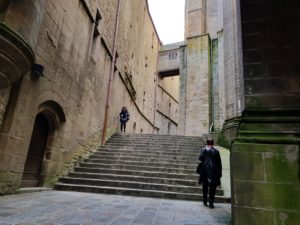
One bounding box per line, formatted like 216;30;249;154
231;0;300;224
218;0;244;147
185;0;205;38
179;34;211;136
178;46;187;135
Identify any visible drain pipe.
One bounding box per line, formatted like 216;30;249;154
101;0;121;145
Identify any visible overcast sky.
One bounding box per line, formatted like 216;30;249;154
148;0;185;45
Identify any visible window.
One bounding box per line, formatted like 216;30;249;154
169;51;177;59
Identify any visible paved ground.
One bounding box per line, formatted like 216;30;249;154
0;191;231;225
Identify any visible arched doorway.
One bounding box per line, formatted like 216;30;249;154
21;113;49;187
21;100;66;187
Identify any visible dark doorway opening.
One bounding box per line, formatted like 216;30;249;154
21;113;49;187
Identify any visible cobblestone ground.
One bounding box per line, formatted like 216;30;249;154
0;191;231;225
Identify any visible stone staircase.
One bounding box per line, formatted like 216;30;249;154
55;133;230;202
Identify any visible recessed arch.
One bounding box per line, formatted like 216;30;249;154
38;100;66;128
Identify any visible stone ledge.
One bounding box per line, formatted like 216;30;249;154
18;187;52;194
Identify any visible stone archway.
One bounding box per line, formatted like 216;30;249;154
21;100;65;187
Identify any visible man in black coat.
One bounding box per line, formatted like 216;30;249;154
198;138;222;208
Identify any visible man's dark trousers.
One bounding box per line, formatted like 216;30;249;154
202;180;217;206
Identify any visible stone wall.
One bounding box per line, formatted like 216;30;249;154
206;0;219;39
185;0;205;38
158;76;179;101
0;0;161;193
178;35;210;136
0;0;46;49
155;77;179;135
222;0;244;120
108;0;160;135
230;0;300;224
158;42;183;73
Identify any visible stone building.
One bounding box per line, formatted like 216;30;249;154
1;0;299;224
0;0;164;194
178;0;300;224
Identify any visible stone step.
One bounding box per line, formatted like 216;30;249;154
79;162;196;174
90;151;199;161
96;148;200;155
55;183;230;203
68;172;198;186
85;158;197;169
106;139;204;144
55;133;227;202
58;177;209;194
107;141;203;146
88;155;198;164
104;142;203;148
112;133;204;140
100;144;201;151
79;164;196;176
74;167;198;180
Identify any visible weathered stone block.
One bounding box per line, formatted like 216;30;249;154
231;152;264;181
276;211;300;225
232;142;298;154
264;151;299;183
233;206;274;225
233;180;300;210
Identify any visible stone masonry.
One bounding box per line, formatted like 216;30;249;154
0;0;167;194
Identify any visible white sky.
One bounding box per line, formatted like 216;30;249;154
148;0;185;45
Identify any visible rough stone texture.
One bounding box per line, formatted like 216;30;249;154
229;0;300;222
158;42;182;73
155;78;179;135
206;0;219;39
158;76;179;101
222;0;244;120
231;109;300;224
156;42;182;135
179;35;210;136
180;0;226;136
1;0;46;49
241;0;300;109
109;0;161;135
0;88;10;126
211;38;222;131
217;31;226;127
185;0;204;38
0;22;35;89
0;0;161;194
